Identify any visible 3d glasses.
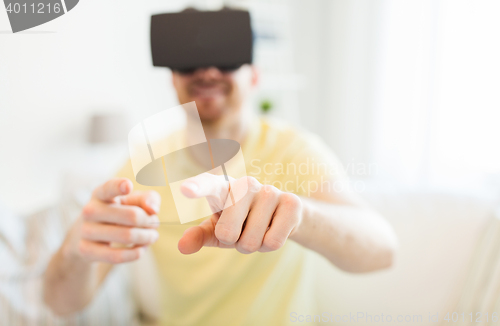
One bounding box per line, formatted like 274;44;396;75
150;9;253;73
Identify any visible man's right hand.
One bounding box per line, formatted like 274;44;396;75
63;178;161;264
44;178;160;315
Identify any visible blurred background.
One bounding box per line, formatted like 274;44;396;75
1;0;500;214
2;1;500;324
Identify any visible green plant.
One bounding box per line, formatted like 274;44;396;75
260;99;273;113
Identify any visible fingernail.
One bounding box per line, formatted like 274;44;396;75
151;203;160;214
146;198;160;213
183;182;199;193
120;181;128;194
148;216;160;228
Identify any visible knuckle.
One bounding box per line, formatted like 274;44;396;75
263;237;284;251
124;208;140;225
246;176;260;186
215;225;239;244
81;204;95;220
242;176;260;192
120;228;134;243
260;185;279;199
238;237;261;254
78;241;87;256
135;230;149;244
280;192;302;209
130;229;152;244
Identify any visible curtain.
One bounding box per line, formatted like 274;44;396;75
370;0;500;192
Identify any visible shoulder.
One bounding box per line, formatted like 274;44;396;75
256;117;348;180
256;117;333;159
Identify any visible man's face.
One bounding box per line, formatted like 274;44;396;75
171;64;258;123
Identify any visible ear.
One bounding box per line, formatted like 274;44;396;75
250;65;260;88
171;70;178;88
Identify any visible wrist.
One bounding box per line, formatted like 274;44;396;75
59;223;90;266
289;196;309;242
60;239;79;260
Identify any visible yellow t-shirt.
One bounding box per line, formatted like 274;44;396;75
116;117;347;326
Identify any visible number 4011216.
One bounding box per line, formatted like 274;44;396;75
444;312;499;323
5;3;62;14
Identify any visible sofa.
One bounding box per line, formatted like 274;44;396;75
313;188;497;325
0;181;497;325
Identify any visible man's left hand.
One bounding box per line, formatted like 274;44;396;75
177;173;303;255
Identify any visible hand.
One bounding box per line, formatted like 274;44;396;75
62;178;161;264
177;174;303;255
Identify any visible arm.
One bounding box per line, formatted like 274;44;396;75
177;174;397;273
43;178;161;316
292;195;397;272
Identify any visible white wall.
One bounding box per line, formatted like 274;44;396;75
291;0;382;177
0;0;191;214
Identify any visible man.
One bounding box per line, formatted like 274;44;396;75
43;9;398;326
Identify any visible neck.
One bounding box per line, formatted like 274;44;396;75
201;105;254;144
185;104;255;168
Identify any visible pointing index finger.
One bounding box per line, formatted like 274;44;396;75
180;173;230;200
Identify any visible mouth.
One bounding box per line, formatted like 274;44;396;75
190;84;226;99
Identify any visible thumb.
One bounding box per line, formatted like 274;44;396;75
178;214;234;254
178;217;216;254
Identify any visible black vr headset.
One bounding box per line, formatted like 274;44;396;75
150;9;253;74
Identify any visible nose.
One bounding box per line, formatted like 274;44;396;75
193;66;223;80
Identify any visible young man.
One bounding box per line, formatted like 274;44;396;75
44;11;398;326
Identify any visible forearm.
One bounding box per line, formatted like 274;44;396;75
43;248;98;315
290;197;398;273
43;224;111;316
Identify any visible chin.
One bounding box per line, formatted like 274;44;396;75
194;98;226;122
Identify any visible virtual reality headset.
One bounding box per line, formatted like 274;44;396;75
150;9;253;73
